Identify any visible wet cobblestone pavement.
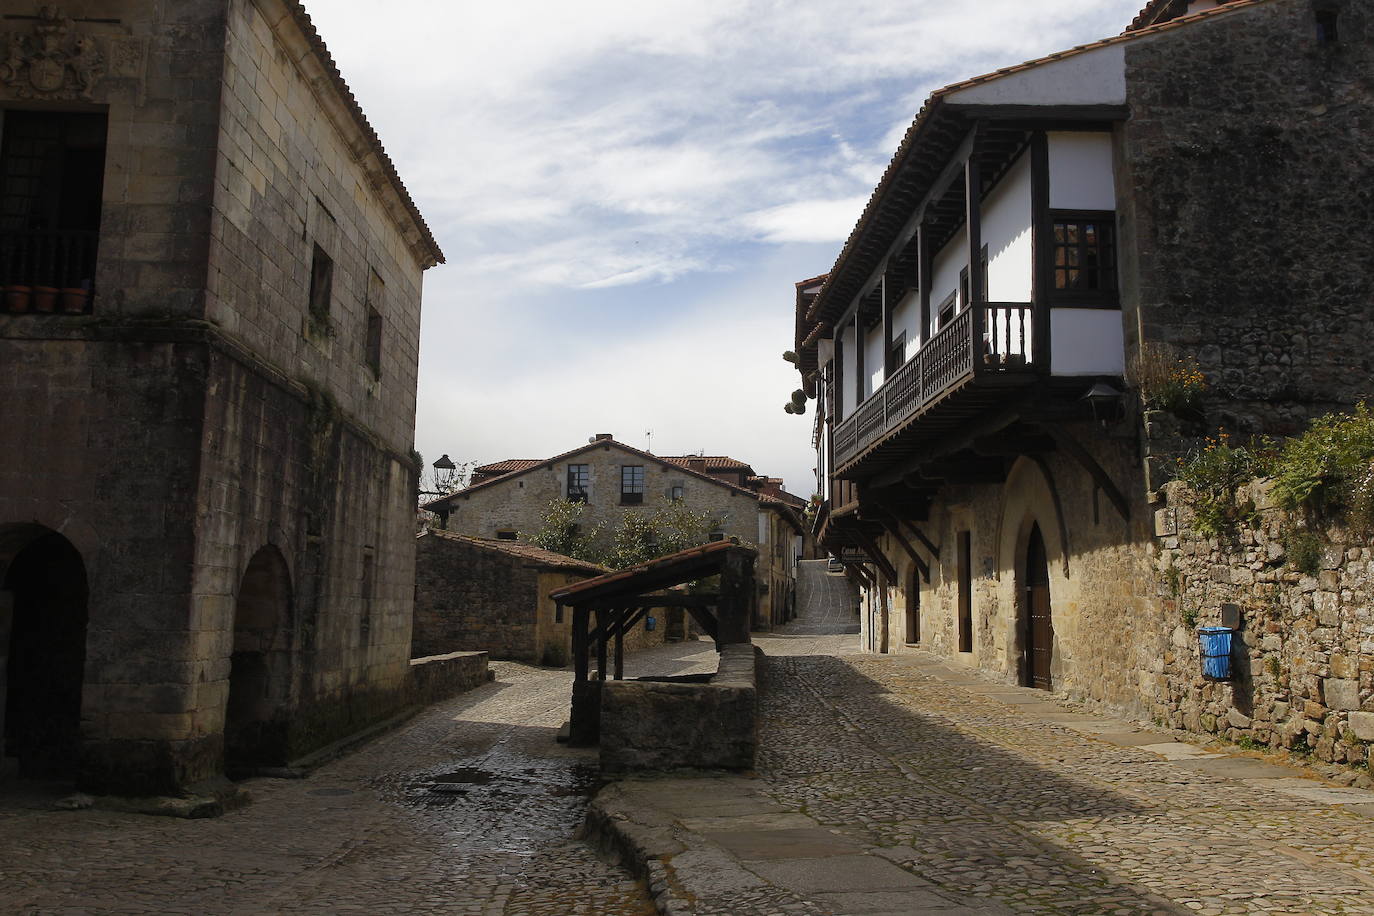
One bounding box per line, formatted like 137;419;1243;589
0;643;718;915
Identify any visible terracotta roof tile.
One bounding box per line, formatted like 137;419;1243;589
418;530;607;575
548;538;755;602
661;456;756;473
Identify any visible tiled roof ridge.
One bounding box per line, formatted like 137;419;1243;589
423;439;764;509
419;529;608;574
283;2;444;266
804;0;1274;325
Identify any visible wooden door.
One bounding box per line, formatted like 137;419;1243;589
1024;525;1053;690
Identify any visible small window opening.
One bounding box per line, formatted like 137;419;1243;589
496;530;517;541
309;245;333;323
1315;8;1339;43
365;307;383;377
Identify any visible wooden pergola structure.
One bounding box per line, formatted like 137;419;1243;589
549;539;757;746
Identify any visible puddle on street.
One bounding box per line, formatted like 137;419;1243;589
379;746;602;857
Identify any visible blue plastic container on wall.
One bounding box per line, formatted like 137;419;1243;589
1198;627;1233;680
645;616;656;631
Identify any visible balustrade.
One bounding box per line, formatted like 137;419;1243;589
831;302;1034;468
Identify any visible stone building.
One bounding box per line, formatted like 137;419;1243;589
426;436;763;552
426;436;816;629
412;531;630;666
0;1;442;794
794;0;1370;720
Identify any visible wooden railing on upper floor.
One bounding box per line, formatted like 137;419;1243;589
832;302;1034;469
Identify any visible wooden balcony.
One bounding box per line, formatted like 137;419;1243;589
833;302;1036;473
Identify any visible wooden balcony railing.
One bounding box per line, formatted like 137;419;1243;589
833;302;1034;469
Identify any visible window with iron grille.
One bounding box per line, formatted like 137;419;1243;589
1051;213;1117;300
567;464;589;502
621;465;644;504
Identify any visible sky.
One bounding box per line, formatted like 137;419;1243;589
306;0;1147;496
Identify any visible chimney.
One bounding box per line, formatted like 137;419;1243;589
590;433;614;442
688;458;706;473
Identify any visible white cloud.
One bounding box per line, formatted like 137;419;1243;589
304;0;1147;494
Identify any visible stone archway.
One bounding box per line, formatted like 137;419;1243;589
224;545;293;775
998;458;1070;688
1;525;89;778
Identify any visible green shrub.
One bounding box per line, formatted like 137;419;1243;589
1271;404;1374;530
1284;529;1324;576
1175;431;1271;536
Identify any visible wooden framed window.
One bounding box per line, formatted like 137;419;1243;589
936;292;957;331
567;464;589;502
1051;212;1117;301
620;465;644;504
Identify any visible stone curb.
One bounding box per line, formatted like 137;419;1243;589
582;782;698;915
579;780;785;916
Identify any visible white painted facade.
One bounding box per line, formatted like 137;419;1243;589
865;323;885;397
1048;132;1116;211
1050;309;1126;375
983;151;1034;303
930;224;968;332
945;43;1127;107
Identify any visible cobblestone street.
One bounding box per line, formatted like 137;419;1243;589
6;561;1374;915
686;561;1374;915
0;644;717;915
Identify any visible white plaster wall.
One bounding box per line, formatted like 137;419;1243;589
1050;309;1126;375
1048;132;1116;211
865;323;885;396
945;43;1126;107
982;151;1033;303
893;291;921;357
931;225;967;334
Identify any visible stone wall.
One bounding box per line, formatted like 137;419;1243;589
1150;479;1374;772
407;651;490;707
1121;0;1374;447
599;644;757;775
867;424;1157;715
413;531;666;665
0;0;435;795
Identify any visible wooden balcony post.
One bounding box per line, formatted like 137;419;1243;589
1030;130;1052;373
834;330;845;422
853;309;865;409
965;155;984;361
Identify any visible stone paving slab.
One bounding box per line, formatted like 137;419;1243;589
747;854;932;892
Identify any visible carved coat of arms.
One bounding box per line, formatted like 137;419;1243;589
1;6;106;100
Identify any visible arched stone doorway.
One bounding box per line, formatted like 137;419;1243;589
1023;524;1053;690
224;546;293;776
1;526;89;778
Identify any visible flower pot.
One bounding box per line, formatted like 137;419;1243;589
4;284;31;313
31;285;58;312
59;287;89;314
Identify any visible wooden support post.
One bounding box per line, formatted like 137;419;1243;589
917;221;931;342
853;309;865;408
853;527;898;583
1030;130;1052;372
876;511;930;583
572;605;589;684
834;328;845;422
965;153;984;352
613;607;625;681
595;607;608;681
716;551;755;647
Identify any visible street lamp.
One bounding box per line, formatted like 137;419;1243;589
432;454;457;492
